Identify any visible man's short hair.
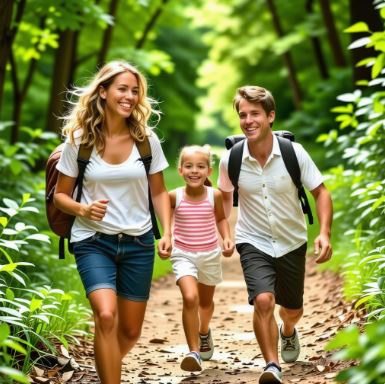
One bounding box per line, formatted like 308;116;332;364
233;86;276;115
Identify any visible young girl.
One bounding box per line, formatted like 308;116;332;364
54;60;171;384
169;145;234;372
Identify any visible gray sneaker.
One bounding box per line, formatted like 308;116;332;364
199;328;214;360
259;362;283;384
180;351;202;372
279;323;300;363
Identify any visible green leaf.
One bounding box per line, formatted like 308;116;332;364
372;53;385;78
0;217;8;227
326;325;360;350
371;195;385;211
2;198;19;210
345;22;370;34
0;322;10;343
3;339;27;354
348;37;371;50
30;298;43;312
0;367;29;384
26;234;51;243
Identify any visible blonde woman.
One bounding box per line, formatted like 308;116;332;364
54;60;171;384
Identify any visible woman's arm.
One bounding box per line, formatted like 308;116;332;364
214;189;234;257
148;171;172;259
54;172;108;221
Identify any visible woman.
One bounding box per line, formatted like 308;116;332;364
54;60;171;384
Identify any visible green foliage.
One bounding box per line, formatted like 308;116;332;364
0;195;91;382
326;320;385;384
322;3;385;383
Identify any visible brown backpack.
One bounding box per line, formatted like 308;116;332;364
45;137;160;259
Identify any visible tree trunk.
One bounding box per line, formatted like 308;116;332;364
135;0;170;49
0;0;26;116
97;0;119;67
265;0;302;110
349;0;383;83
306;0;329;79
319;0;346;67
46;30;76;133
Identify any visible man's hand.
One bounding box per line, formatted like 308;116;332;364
314;234;332;264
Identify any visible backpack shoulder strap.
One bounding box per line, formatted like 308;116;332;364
135;136;161;239
228;139;244;207
276;136;301;189
277;136;313;225
74;144;93;202
228;139;244;189
136;136;152;174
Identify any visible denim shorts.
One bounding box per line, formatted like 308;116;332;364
72;231;155;301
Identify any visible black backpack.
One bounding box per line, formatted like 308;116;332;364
45;136;161;259
225;130;313;225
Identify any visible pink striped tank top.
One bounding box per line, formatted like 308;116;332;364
173;187;218;252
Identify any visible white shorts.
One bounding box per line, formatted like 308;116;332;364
171;246;223;286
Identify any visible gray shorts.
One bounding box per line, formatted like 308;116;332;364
236;242;307;309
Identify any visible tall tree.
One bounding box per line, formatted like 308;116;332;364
349;0;383;83
319;0;346;67
97;0;119;67
0;0;26;117
306;0;329;79
266;0;302;110
46;30;77;133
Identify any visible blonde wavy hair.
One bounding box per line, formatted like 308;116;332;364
61;60;160;150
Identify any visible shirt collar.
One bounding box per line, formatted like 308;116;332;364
242;134;282;161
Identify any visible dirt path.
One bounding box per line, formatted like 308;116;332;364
114;251;350;384
31;213;357;384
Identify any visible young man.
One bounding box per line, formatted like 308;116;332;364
218;86;333;384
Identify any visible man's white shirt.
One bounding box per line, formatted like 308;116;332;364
218;134;324;258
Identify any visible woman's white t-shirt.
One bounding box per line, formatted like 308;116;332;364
56;132;168;242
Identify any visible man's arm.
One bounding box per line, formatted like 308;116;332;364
310;183;333;264
220;190;233;219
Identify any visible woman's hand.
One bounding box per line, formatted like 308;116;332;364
83;199;109;221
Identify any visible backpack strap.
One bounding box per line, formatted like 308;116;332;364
228;139;245;207
136;136;161;239
60;143;93;259
276;136;313;225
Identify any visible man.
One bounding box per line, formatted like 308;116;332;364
218;86;333;384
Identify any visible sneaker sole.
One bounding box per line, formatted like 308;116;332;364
200;350;214;361
180;356;202;372
259;371;283;384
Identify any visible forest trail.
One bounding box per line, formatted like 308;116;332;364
31;211;357;384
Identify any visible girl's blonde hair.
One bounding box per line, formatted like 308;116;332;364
61;60;160;151
177;144;213;168
178;145;213;186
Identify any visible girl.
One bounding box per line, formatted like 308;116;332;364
169;145;234;372
54;60;172;384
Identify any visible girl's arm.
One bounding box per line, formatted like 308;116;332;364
148;171;172;259
214;189;234;257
